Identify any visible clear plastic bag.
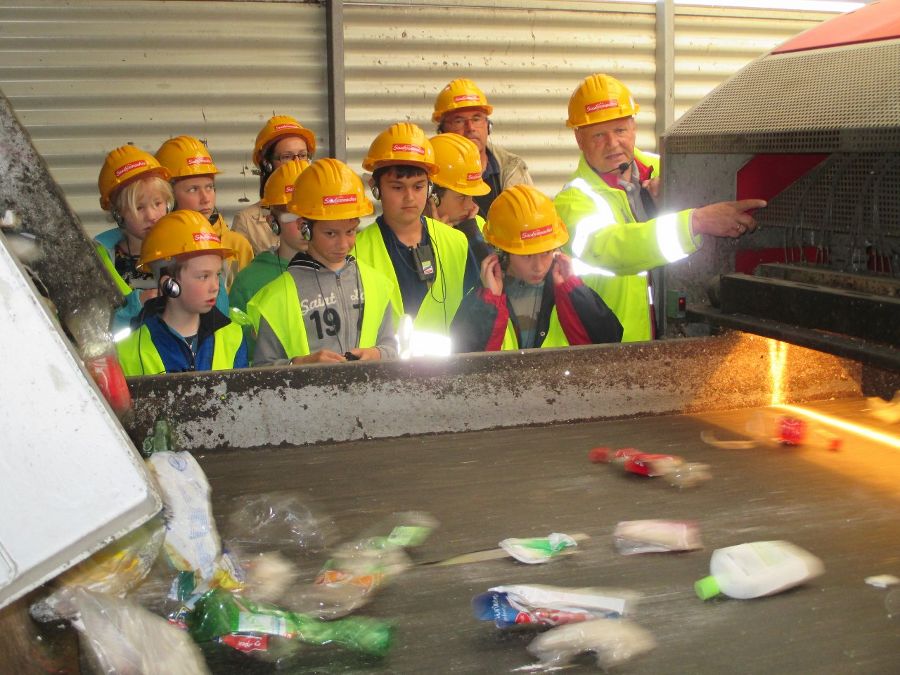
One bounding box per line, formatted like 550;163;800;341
526;618;656;669
65;588;210;675
225;492;338;557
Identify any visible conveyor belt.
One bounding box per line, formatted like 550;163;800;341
197;398;900;674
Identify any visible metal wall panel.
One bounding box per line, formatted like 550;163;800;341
0;0;326;237
342;1;832;199
673;6;829;120
343;2;658;198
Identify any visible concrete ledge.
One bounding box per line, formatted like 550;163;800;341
124;331;862;451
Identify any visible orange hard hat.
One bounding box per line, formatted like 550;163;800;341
429;133;489;196
138;210;234;272
260;159;311;208
567;73;639;129
155;136;220;179
484;185;569;255
98;145;170;211
362;123;439;175
288;158;374;221
432;78;493;124
253;115;317;167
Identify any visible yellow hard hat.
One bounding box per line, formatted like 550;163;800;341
98;145;170;211
429;133;490;196
155;136;219;180
260;159;311;208
362;123;439;175
253;115;317;167
138;210;234;272
484;185;569;255
566;73;639;129
288;158;374;221
432;78;493;124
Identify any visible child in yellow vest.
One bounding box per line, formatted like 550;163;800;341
249;159;398;366
353;123;479;337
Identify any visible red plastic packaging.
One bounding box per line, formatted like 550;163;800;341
85;353;132;416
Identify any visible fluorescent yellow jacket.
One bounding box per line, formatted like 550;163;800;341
353;217;469;335
554;149;701;342
246;261;394;360
499;307;569;350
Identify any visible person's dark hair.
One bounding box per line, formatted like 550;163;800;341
372;164;428;188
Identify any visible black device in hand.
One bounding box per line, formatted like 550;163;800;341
344;351;360;361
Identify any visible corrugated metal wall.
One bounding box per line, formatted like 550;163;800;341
673;6;828;119
343;1;658;198
0;0;326;236
0;0;831;236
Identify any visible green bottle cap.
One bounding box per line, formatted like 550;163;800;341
695;575;721;600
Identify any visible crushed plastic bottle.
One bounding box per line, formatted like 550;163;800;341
696;540;824;600
614;520;702;555
187;589;393;657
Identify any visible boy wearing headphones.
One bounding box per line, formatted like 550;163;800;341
249;159;398;366
353;123;479;336
95;145;174;334
155;135;253;291
232;115;317;255
451;185;622;352
116;210;249;376
228;159;310;313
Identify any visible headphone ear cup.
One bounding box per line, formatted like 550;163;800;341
498;250;509;272
426;181;434;200
301;220;311;241
112;209;126;228
267;214;280;236
487;118;493;135
161;276;181;299
371;185;381;201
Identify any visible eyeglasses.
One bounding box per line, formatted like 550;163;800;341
276;151;309;162
443;114;488;130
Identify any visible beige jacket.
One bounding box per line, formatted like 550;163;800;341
232;202;279;256
489;141;533;189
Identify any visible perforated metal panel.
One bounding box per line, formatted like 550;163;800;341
665;39;900;154
758;152;900;241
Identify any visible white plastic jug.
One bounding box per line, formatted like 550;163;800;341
695;540;824;600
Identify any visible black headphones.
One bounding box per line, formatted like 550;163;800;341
301;219;312;241
371;179;434;201
497;250;510;272
160;275;181;299
112;209;126;228
267;212;280;236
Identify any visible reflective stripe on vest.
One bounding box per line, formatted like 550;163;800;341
95;243;133;297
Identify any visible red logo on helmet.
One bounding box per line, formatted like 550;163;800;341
453;94;480;103
186;156;213;166
192;232;221;243
391;143;425;156
467;172;482;181
323;194;358;206
114;159;148;178
585;99;619;114
284;185;295;194
521;225;554;240
274;123;301;131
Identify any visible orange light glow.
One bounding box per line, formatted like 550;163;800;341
768;339;789;406
776;404;900;450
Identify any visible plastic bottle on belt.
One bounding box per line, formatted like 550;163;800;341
695;540;824;600
746;409;843;451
